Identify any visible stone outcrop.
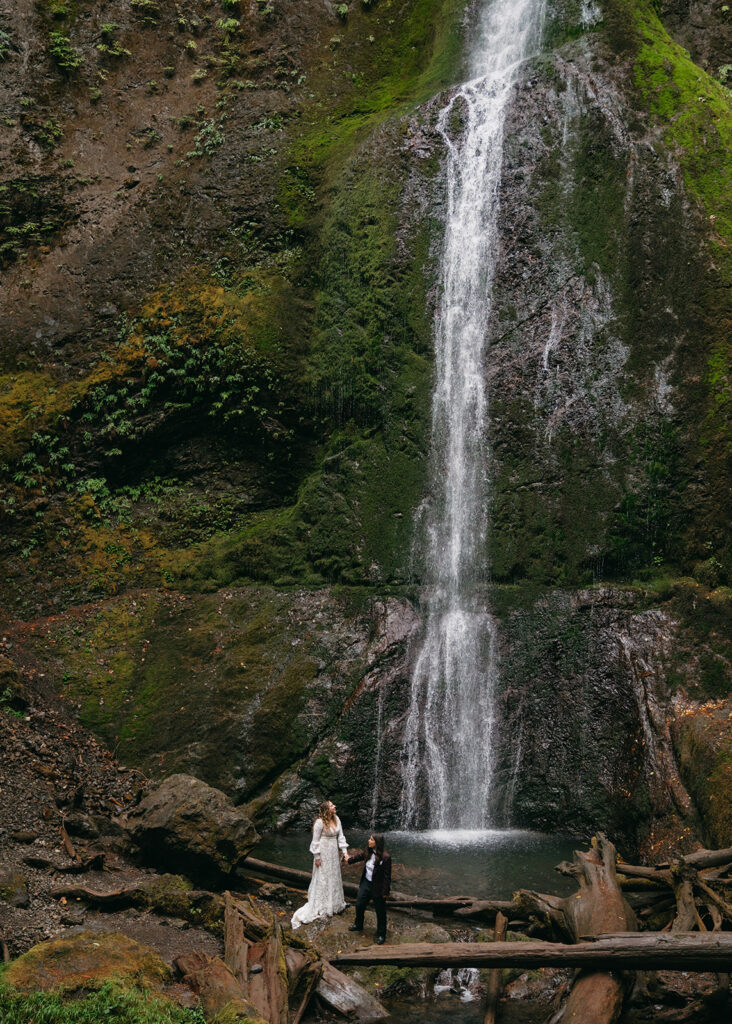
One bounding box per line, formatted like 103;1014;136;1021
125;774;259;879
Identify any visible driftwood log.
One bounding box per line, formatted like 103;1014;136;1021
175;951;263;1022
247;924;288;1024
335;932;732;970
615;852;732;933
219;889;386;1024
516;834;637;1024
316;961;390;1022
223;891;249;992
483;910;507;1024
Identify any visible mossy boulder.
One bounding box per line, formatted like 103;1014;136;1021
138;874;224;930
126;774;259;881
3;931;171;994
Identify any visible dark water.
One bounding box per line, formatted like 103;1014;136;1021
253;827;581;899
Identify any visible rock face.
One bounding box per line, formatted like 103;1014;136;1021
126;774;259;879
0;0;729;858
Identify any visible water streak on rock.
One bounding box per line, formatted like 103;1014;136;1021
401;0;545;828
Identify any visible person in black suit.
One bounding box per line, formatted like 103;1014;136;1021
344;833;391;944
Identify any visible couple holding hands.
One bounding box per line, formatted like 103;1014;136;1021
291;800;392;944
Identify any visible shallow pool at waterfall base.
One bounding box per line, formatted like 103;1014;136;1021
251;828;580;899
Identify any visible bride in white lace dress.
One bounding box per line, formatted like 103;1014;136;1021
291;800;348;929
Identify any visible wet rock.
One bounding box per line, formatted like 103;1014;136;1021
64;813;100;839
9;830;39;844
257;881;288;900
125;774;259;880
3;930;171;993
60;907;86;926
0;866;29;907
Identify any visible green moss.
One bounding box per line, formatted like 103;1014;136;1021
632;5;732;243
49;589;323;793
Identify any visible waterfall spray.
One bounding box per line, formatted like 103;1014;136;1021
401;0;545;829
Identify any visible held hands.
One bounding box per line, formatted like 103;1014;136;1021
315;858;322;868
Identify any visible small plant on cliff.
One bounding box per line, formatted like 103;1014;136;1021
48;31;84;72
45;0;69;18
130;0;160;26
336;3;349;18
97;24;131;59
97;40;131;59
0;29;12;61
187;118;224;157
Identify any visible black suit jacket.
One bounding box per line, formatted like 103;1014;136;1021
347;849;392;899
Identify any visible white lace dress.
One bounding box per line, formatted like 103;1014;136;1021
291;817;348;929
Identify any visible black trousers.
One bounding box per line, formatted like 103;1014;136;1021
354;877;387;937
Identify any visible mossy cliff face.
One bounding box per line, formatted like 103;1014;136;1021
1;0;730;852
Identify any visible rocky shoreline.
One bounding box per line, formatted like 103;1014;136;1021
1;695;726;1023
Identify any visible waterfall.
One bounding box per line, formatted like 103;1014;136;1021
401;0;545;829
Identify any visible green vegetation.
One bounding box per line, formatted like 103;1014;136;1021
130;0;160;25
0;978;206;1024
48;30;83;72
0;29;11;61
0;175;73;266
631;3;732;242
187;118;225;158
97;24;132;61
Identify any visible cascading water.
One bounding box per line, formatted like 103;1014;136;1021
401;0;545;829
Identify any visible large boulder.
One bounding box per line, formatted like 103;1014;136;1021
125;774;259;880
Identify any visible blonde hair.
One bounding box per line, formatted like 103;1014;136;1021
317;800;337;829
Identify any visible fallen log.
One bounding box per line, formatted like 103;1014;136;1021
291;962;321;1024
240;856;417;905
239;858;362;899
247;925;288;1024
335;933;732;971
667;848;732;871
316;960;389;1022
223;892;249;992
284;947;312;992
484;910;507;1024
557;834;636;1024
51;883;140;906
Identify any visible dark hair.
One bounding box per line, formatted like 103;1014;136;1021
366;833;385;862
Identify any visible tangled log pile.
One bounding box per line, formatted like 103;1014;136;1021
333;834;732;1024
173;891;388;1024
